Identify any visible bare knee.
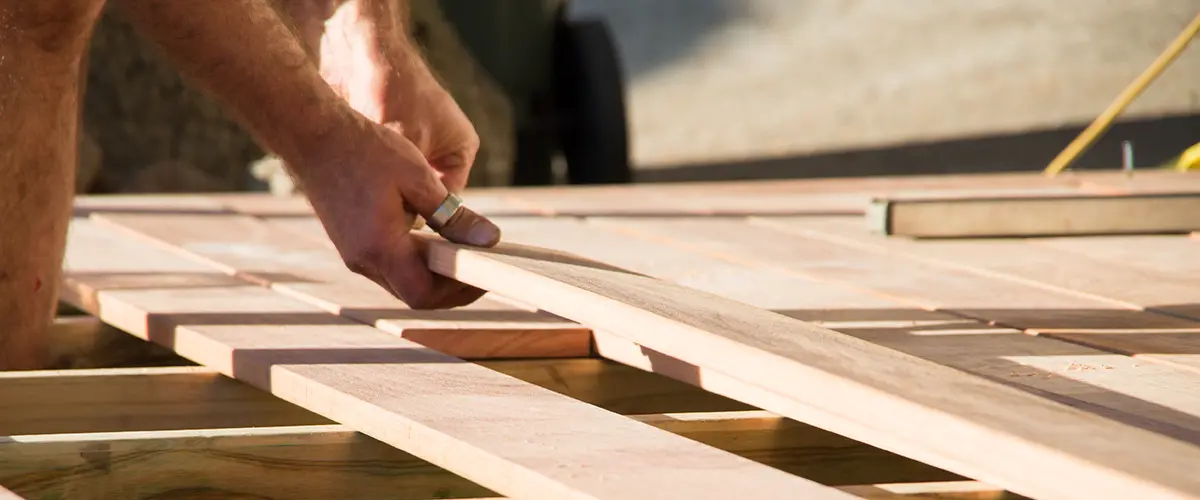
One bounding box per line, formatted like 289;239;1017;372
1;0;107;55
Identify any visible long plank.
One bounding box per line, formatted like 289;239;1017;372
750;216;1200;373
867;190;1200;238
311;224;1200;499
1029;234;1200;278
493;217;1200;444
60;216;848;500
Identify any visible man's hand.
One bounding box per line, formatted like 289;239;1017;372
296;117;499;309
114;0;501;309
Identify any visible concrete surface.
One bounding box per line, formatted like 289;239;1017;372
568;0;1200;172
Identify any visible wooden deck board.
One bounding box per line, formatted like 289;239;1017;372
58;216;850;500
398;226;1200;499
489;217;1200;444
29;171;1200;499
748;216;1200;374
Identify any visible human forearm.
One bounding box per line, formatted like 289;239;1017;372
279;0;436;122
113;0;361;169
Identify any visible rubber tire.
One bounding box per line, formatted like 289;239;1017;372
511;126;555;186
553;17;632;184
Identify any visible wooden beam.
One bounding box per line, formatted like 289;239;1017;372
0;359;753;435
60;216;850;500
395;227;1200;499
0;367;330;435
46;315;192;369
0;425;492;500
474;358;750;415
866;190;1200;238
0;411;960;498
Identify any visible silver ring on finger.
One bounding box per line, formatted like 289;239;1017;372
426;192;464;231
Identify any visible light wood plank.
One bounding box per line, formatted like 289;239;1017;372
0;411;957;497
1030;234;1200;278
85;209;589;360
496;217;1200;444
867;190;1200;238
61;216;849;500
1077;171;1200;194
750;216;1200;373
476;359;748;414
209;192;543;218
0;367;330;435
378;225;1200;499
465;170;1101;218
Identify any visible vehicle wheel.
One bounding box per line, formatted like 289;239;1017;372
552;16;632;184
511;126;555;186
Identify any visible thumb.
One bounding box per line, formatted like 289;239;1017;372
401;152;501;248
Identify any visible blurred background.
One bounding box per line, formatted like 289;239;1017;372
77;0;1200;194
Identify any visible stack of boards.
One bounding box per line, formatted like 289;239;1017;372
5;169;1200;499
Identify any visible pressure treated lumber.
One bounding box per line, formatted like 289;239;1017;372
0;367;329;435
867;190;1200;238
0;411;957;498
46;315;191;369
497;217;1200;444
0;361;749;434
385;228;1200;499
59;217;848;500
0;425;492;500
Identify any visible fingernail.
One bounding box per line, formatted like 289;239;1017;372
466;217;502;247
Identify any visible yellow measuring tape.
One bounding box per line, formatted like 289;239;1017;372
1044;12;1200;177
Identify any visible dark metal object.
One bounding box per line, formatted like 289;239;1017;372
435;0;632;186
